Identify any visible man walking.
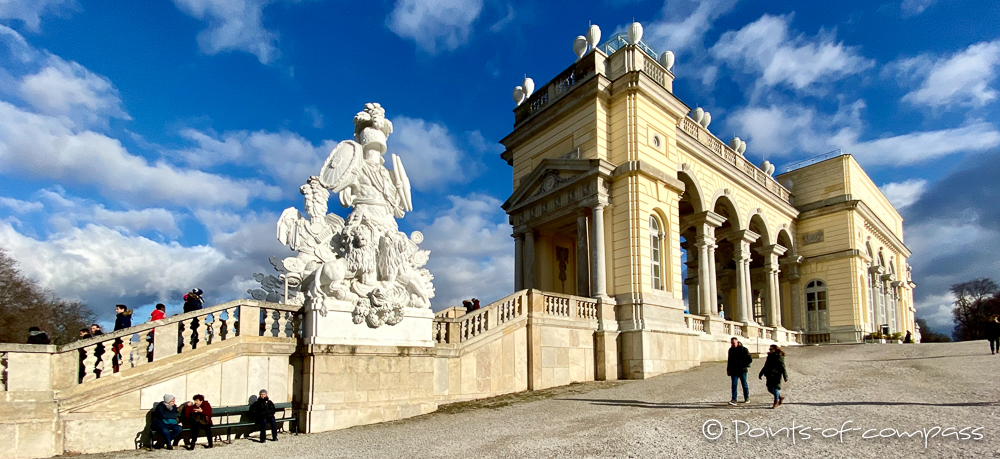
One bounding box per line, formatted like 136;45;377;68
727;337;752;405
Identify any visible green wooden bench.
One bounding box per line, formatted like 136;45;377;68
151;402;298;447
211;402;299;443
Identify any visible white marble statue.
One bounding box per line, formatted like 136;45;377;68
253;103;434;328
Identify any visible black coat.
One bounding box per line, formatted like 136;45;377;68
183;295;203;313
985;321;1000;340
758;353;788;389
251;397;276;419
114;311;133;331
27;331;51;345
726;345;752;375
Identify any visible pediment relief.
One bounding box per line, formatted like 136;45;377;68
503;158;610;212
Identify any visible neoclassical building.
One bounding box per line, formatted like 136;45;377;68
500;30;916;360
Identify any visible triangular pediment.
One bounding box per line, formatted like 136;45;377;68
502;157;610;212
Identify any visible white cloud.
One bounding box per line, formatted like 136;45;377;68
711;14;874;94
880;179;928;210
644;0;738;56
914;291;954;333
177;128;333;193
0;0;76;31
36;187;181;235
19;55;130;128
386;0;483;54
417;194;513;309
305;106;323;129
901;0;936;18
0;196;42;213
0;220;230;311
0;101;281;207
172;0;281;64
890;40;1000;110
390;116;471;190
727;102;1000;166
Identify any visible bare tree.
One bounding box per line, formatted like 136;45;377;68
951;278;1000;341
0;246;96;345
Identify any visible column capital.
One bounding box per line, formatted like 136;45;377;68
722;229;760;245
755;244;787;257
681;210;726;229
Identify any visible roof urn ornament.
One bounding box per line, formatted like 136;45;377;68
586;24;601;51
691;107;704;124
522;77;535;98
729;136;742;151
760;160;775;176
737;139;747;154
574;35;588;60
699;111;712;128
513;86;525;106
659;51;675;70
627;22;643;45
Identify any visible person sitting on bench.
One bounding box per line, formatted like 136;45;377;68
153;394;182;450
250;389;278;442
181;394;214;449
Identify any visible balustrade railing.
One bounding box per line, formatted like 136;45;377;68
544;295;571;316
1;352;7;391
1;300;302;390
432;290;599;345
679;117;791;204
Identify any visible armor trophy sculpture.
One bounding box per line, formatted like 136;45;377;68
250;103;435;346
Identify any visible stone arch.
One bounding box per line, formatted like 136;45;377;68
709;190;743;230
776;228;793;254
747;211;772;247
676;166;706;215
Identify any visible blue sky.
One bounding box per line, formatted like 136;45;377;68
0;0;997;334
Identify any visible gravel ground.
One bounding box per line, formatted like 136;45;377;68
81;341;1000;459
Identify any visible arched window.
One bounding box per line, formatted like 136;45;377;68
805;279;829;331
650;216;663;290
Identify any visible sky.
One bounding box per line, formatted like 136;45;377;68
0;0;997;335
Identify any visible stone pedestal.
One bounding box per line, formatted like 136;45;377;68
302;300;434;347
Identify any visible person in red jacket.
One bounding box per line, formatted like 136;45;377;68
146;304;167;362
181;394;213;449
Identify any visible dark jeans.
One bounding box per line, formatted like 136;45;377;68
730;372;749;401
259;416;277;441
989;338;999;353
153;420;182;447
185;424;213;447
768;386;781;402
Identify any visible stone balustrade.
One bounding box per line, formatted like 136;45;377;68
0;299;302;392
433;290;529;344
678;117;791;204
682;313;802;346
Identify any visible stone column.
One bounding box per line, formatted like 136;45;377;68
684;211;724;317
591;204;607;298
576;211;590;296
757;244;787;328
729;230;759;324
514;233;524;291
524;230;535;290
783;256;803;331
683;246;699;314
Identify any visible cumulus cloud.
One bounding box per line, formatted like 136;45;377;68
711;14;874;95
386;0;483;54
390;116;472;190
417;194;513;309
36;187;181;235
172;0;281;64
645;0;739;56
899;150;1000;334
0;101;281;207
879;179;927;210
176;128;334;193
0;196;42;213
0;0;76;31
726;102;1000;166
19;55;130;128
901;0;936;18
889;40;1000;110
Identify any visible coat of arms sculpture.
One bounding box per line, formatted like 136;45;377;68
250;103;435;328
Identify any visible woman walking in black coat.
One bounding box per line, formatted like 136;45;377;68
758;344;788;409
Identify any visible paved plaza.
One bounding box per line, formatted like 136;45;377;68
87;341;998;458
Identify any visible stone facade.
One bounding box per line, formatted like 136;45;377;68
500;33;916;373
